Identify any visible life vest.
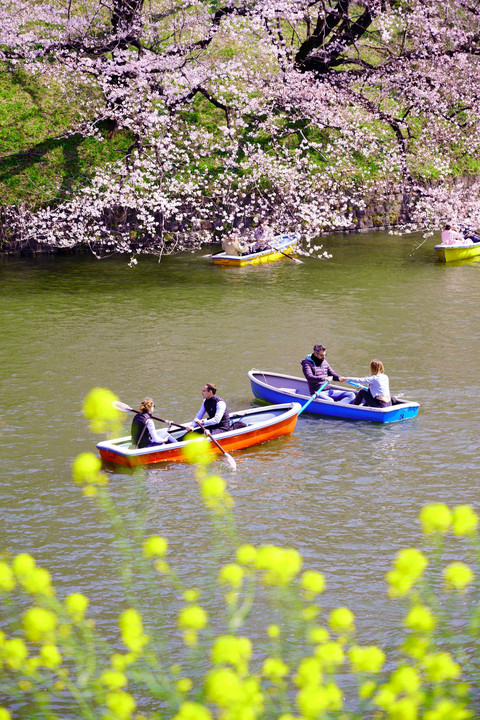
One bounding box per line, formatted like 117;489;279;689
204;395;230;432
131;412;152;448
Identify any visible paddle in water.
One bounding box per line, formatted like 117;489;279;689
297;380;329;416
193;419;237;471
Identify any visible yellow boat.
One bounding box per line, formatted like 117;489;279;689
434;243;480;262
212;233;298;267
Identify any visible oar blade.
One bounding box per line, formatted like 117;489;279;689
113;401;133;413
224;452;237;471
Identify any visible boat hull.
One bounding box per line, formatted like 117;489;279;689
212;234;298;266
248;370;419;424
434;244;480;262
97;403;301;467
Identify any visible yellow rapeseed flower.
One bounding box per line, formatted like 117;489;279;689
181;436;211;465
178;605;208;631
105;690;136;720
20;567;54;597
401;636;430;660
0;708;11;720
143;535;168;558
173;702;213;720
0;562;15;592
293;657;323;688
3;638;28;670
82;387;122;434
423;699;473;720
419;504;452;534
308;626;330;644
119;609;148;653
386;570;416;599
388;696;420;720
12;553;36;577
218;563;244;588
183;589;200;602
301;570;326;596
296;682;343;717
422;652;461;683
72;452;107;487
65;592;89;621
236;544;257;566
349;645;386;674
255;545;303;586
262;657;289;681
314;641;345;669
23;607;57;643
404;605;436;633
389;666;421;694
452;505;479;536
329;607;355;632
359;680;377;699
267;624;280;639
101;670;128;690
373;685;396;711
211;635;252;674
40;644;62;669
394;548;428;579
205;667;244;706
443;562;474;590
176;678;193;693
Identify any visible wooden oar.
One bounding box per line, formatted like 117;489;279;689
265;242;303;264
297;381;329;416
113;401;190;431
194;419;237;471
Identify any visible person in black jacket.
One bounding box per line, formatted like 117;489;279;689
301;345;355;402
131;398;177;448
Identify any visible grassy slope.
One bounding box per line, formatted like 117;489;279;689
0;66;132;209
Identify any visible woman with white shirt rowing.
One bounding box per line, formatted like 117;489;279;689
346;360;392;408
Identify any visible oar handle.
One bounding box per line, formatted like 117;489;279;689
298;380;329;416
346;381;367;389
113;401;191;431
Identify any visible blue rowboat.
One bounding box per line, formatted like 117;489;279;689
212;233;298;266
248;370;420;424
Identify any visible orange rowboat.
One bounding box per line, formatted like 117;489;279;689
97;402;301;467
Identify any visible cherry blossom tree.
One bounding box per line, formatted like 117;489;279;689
2;0;480;257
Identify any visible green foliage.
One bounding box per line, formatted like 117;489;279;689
1;390;480;720
0;65;133;209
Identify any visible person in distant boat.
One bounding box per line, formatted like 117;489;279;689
461;225;480;243
441;224;465;245
301;345;355;402
347;360;392;408
222;234;248;256
249;221;273;253
186;383;231;435
131;398;177;448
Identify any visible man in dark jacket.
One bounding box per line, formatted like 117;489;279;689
301;345;355;402
187;383;231;435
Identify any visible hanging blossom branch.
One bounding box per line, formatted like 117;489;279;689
2;0;480;256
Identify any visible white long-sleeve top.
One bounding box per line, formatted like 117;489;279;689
194;400;227;428
145;418;173;443
347;373;391;401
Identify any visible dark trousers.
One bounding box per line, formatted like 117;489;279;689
350;388;391;408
